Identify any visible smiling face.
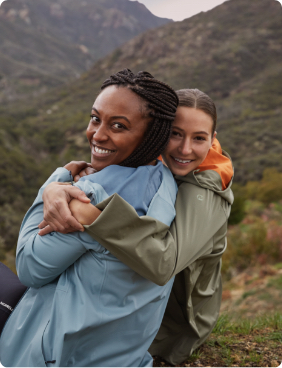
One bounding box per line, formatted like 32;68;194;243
162;106;217;176
86;85;150;171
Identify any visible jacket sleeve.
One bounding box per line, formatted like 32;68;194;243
16;168;102;288
85;182;230;286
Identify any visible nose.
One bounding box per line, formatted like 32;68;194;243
179;138;193;155
92;122;108;142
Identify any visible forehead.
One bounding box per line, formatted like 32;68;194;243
93;86;144;116
173;106;213;134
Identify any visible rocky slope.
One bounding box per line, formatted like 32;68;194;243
0;0;171;101
1;0;282;252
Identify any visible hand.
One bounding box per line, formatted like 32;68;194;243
74;166;97;183
38;182;90;235
64;161;92;178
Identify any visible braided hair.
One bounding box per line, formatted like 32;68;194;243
101;69;179;168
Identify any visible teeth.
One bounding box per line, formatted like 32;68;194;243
174;157;192;164
94;146;113;154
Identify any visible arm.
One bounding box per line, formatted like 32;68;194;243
85;183;229;286
17;202;90;288
16;168;101;288
38;162;94;235
69;199;101;225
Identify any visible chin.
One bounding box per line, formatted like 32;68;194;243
166;161;194;176
174;168;193;176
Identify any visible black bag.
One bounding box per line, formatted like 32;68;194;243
0;262;27;334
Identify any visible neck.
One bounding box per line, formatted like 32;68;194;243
147;159;157;166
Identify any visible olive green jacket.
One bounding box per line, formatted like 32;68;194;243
85;151;234;365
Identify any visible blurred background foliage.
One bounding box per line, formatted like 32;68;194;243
225;168;282;280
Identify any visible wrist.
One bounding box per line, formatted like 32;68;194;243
69;200;101;225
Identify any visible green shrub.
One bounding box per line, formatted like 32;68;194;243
229;183;246;225
223;200;282;279
244;168;282;204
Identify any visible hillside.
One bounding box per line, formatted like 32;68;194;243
1;0;282;253
0;0;171;101
2;0;281;179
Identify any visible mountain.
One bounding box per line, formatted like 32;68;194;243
0;0;172;101
1;0;282;253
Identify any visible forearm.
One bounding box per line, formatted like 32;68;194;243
16;201;87;288
85;188;229;286
69;200;101;225
85;194;178;286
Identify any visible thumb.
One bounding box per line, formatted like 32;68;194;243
70;187;91;203
77;192;91;203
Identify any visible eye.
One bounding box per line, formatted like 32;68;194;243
194;136;206;141
112;122;126;130
171;130;182;138
90;114;99;123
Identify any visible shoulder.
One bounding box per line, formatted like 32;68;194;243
177;180;230;220
146;164;178;226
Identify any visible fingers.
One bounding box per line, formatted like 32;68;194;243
73;166;96;183
38;221;85;236
65;186;91;203
64;161;91;177
42;182;88;234
43;207;85;233
79;170;88;178
38;225;53;236
74;175;80;183
38;220;48;229
85;167;96;175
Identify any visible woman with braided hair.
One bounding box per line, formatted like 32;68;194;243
38;87;234;366
0;69;179;367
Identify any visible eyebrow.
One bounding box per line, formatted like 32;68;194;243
92;107;100;114
173;127;209;135
91;107;131;125
194;131;209;135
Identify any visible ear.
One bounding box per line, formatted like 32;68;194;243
211;131;217;145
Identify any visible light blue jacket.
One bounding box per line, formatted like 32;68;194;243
0;164;177;367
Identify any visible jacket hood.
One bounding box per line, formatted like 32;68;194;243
174;139;234;205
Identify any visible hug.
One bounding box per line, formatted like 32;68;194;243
0;69;233;367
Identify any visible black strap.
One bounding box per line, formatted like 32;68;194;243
0;262;27;334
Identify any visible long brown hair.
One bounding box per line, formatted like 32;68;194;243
176;89;217;134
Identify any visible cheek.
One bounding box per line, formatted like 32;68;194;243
164;140;178;157
162;141;177;166
86;124;93;141
196;144;211;161
125;126;148;152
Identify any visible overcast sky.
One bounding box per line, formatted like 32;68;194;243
132;0;228;21
0;0;229;21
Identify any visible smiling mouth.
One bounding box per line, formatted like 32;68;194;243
92;144;116;155
172;156;193;164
